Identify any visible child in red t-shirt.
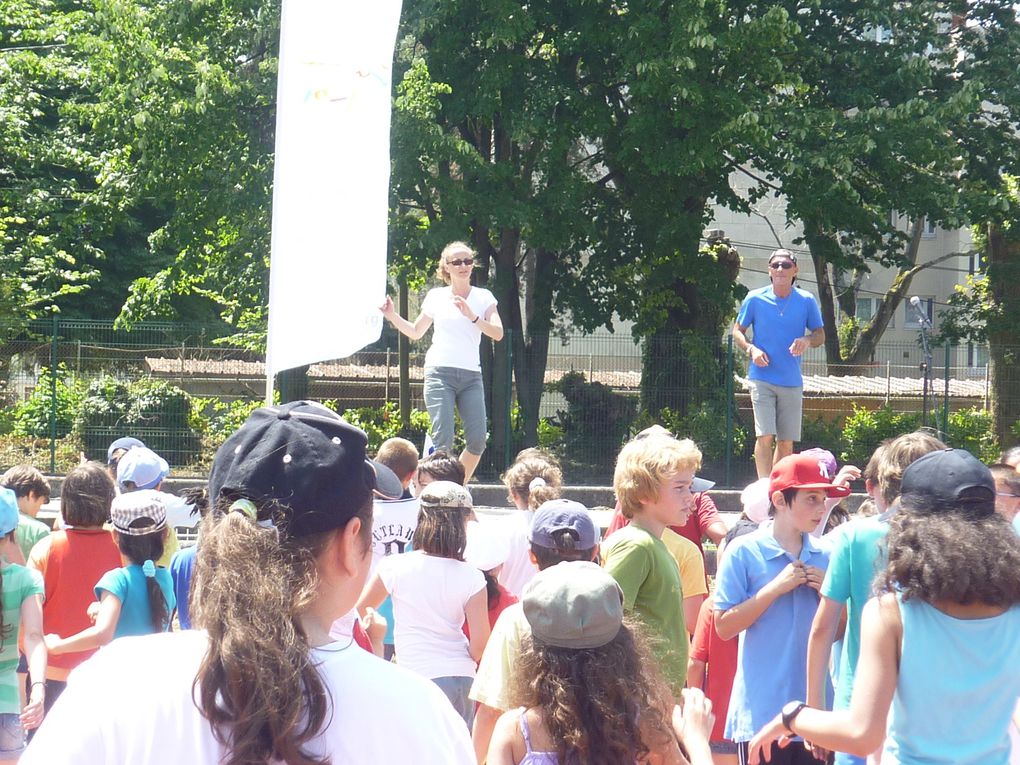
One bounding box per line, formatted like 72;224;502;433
689;599;738;765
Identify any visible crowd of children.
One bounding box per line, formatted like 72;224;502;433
0;405;1012;764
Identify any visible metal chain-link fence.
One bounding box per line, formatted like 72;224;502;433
0;319;1004;485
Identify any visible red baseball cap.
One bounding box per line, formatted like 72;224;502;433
769;453;851;498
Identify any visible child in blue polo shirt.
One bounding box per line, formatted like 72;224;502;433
715;452;850;765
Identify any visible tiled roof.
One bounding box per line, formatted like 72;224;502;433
145;357;984;398
737;374;986;398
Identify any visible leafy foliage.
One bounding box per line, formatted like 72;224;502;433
945;407;999;464
339;402;433;455
11;365;86;438
549;372;636;473
74;375;201;464
654;404;747;467
839;405;922;469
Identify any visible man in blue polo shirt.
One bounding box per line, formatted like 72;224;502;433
733;249;825;478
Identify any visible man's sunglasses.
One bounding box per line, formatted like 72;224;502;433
448;258;474;267
768;261;795;270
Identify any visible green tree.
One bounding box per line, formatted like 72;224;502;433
392;0;809;458
940;180;1020;447
756;4;1020;374
0;1;99;327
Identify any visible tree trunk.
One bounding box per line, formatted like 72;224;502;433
806;218;925;376
514;247;556;448
803;222;842;369
638;226;739;414
844;220;924;368
987;224;1020;445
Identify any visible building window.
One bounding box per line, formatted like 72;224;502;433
921;218;937;239
854;296;893;328
969;250;984;275
904;296;935;329
967;342;988;369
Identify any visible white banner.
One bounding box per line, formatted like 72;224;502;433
266;0;402;385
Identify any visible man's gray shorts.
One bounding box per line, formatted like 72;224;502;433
749;379;803;441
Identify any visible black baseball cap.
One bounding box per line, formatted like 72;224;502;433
208;401;381;536
899;448;995;516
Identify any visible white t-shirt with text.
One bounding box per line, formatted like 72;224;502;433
371;496;420;571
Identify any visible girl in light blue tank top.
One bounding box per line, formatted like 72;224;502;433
485;561;714;764
742;449;1020;765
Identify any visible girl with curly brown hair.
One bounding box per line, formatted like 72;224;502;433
487;561;715;765
748;449;1020;765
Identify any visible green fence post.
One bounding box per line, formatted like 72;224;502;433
725;333;734;487
49;314;58;473
942;341;951;443
504;328;513;473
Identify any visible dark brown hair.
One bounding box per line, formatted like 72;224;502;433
60;462;115;528
510;621;675;765
192;494;372;765
878;498;1020;607
530;532;596;570
417;450;466;486
115;522;170;633
412;504;468;560
0;464;49;500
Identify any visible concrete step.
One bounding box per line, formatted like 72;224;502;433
41;477;868;517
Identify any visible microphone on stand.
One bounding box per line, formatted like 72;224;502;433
909;296;933;328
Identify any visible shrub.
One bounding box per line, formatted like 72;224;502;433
549;371;636;471
655;402;748;464
799;415;847;455
839;404;921;468
74;376;202;466
945;407;999;463
340;402;433;454
11;366;86;439
536;418;565;452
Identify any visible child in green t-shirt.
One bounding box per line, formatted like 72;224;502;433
602;432;710;695
0;486;46;755
0;465;51;562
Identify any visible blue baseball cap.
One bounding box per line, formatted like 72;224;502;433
117;446;170;491
107;437;145;464
0;488;19;537
530;499;599;550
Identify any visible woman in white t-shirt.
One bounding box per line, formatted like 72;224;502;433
357;481;491;727
380;241;503;482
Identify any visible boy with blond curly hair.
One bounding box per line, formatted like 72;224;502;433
602;433;706;694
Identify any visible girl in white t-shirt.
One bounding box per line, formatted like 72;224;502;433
380;241;504;482
498;450;563;597
357;481;490;726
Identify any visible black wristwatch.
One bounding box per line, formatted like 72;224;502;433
781;701;807;733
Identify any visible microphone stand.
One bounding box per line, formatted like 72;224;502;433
914;303;935;434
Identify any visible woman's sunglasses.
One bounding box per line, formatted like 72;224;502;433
768;261;795;270
448;258;474;267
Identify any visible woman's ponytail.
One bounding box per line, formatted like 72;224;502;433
192;507;337;765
